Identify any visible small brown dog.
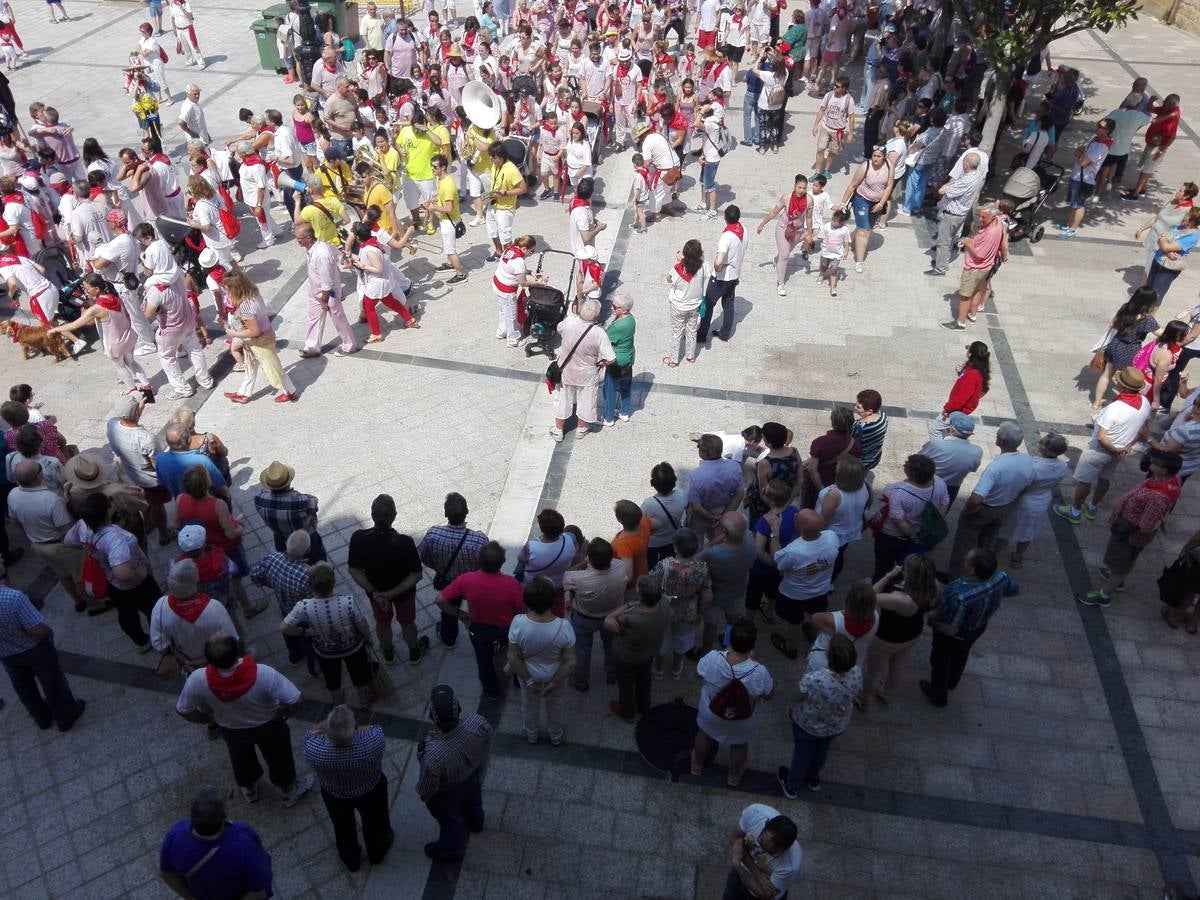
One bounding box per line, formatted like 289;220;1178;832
3;320;72;362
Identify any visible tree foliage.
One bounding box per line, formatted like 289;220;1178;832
952;0;1140;77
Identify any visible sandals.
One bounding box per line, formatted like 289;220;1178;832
770;632;797;661
662;356;678;368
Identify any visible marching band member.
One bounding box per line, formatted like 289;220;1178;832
484;142;526;262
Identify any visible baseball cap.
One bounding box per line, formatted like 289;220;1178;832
947;412;975;435
177;524;208;553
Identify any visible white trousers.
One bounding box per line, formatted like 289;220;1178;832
157;327;211;391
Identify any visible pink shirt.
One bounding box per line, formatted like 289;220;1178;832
963;219;1004;271
306;240;340;301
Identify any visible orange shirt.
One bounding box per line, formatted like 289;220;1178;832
611;519;652;589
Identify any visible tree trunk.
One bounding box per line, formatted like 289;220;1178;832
980;71;1014;176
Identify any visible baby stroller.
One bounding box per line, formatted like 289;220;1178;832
522;249;576;358
1000;161;1064;244
35;245;87;325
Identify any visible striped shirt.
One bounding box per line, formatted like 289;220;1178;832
303;725;386;799
249;551;311;616
931;571;1019;635
418;524;488;582
852;412;889;471
0;583;43;657
283;596;367;657
416;713;493;802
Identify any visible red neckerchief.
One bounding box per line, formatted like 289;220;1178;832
179;547;226;582
786;191;808;220
1115;392;1145;410
713;62;728;80
617;62;631;78
95;293;122;311
844;615;874;639
360;236;381;250
571;110;585;123
242;153;263;168
580;258;603;284
148;152;172;168
656;52;672;67
1093;134;1114;149
501;244;526;264
732;12;744;24
464;30;477;47
569;195;590;213
1176;199;1194;209
167;592;211;624
723;222;745;241
207;264;227;284
637;165;659;189
2;192;22;206
669;111;688;131
205;655;258;703
89;186;105;200
0;253;23;267
540;121;557;136
324;61;337;73
673;261;694;282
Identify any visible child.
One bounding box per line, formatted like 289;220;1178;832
197;248;246;372
0;30;16;71
536;111;563;200
627;152;651;234
819;208;851;296
9;383;53;425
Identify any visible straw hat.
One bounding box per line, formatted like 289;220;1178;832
259;460;295;491
1112;367;1146;393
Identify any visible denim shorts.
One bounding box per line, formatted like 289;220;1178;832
699;161;719;193
851;193;877;230
1066;177;1094;209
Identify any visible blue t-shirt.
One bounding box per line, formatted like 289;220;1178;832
154;449;227;497
160;821;273;900
751;505;798;574
1155;227;1200;265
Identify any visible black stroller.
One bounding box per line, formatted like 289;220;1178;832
522;249;577;358
35;245;87;324
1000;161;1064;244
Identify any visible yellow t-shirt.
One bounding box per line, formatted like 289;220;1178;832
365;182;395;232
378;146;401;185
436;174;460;222
490;160;523;212
466;125;495;174
396;125;436;182
300;196;345;246
317;161;353;197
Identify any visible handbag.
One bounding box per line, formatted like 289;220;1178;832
432;529;470;590
453;219;467;239
156;651;182;681
545;323;594;391
367;646;395;698
663;166;682;186
81;552;108;600
1159;253;1188;273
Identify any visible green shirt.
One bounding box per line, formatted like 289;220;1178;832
783;24;807;62
607;314;636;367
614;602;670;665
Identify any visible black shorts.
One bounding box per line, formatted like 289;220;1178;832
721;44;746;63
775;592;829;624
1102;152;1128;177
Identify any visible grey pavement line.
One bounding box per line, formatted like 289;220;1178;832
47;648;1196;859
1085;29;1200;151
985;316;1197;891
311;343;1093;437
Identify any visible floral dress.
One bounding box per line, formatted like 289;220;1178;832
652;556;710;623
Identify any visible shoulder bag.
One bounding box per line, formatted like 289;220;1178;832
654;496;679;530
545;323;594;390
432;530;470;590
514;535;567;583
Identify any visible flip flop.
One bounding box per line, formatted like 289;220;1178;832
662;356;678;368
770;632;797;661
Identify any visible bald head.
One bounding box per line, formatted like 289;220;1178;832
719;511;747;541
165;423;191;451
796;509;825;539
13;458;41;487
962;151;980;172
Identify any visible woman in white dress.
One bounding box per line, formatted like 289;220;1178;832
690;619;774;787
563;121;593;187
48;274;151;392
995;432;1070;568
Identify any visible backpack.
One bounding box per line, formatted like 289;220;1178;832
81;548;108;600
768;80;787;106
915;498;949;549
708;655;758;721
218;205;241;239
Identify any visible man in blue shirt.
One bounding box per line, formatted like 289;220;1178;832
0;560;85;730
160;790;273;900
155;423;229;499
921;547;1019;708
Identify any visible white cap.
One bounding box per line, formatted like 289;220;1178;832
177;524;207;553
17;175;37;191
617;47;632;61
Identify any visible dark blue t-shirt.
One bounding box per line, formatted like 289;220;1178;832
751;505;798;574
159;820;273;900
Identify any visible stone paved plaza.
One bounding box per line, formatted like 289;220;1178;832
2;1;1200;897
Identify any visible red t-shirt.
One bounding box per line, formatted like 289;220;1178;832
944;366;985;416
441;570;525;628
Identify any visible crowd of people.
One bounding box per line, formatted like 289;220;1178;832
0;0;1197;896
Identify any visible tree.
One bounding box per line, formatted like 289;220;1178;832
950;0;1140;158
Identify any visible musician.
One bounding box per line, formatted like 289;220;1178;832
316;146;354;203
491;234;545;347
395;110;445;233
356;160;397;234
370;129;402;196
484;142;527;263
463;121;497;227
428;154;467;283
298;175;345;248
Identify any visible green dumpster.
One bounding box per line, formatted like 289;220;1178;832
261;3;289;22
250;18;283;72
311;1;360;42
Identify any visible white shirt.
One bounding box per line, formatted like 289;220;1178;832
738;804;803;898
568;203;594;259
714;227;747;281
1090;396;1150;452
0;258;50;296
150;596;238;662
507;615;575;683
641;132;676;172
699;0;720;31
238;161;270;206
810;192;833;230
177;98;210;144
7;485;71;543
176;660;301;729
774;530;839;601
273;125;303;170
169;0;195;29
94;232;140;276
149;156;181;198
191;198;230;249
69;200;112;251
700;116;722;164
493;249;528;289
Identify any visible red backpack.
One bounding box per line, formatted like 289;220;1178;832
708;656;758;721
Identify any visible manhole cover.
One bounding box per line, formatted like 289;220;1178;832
635;700;698;776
